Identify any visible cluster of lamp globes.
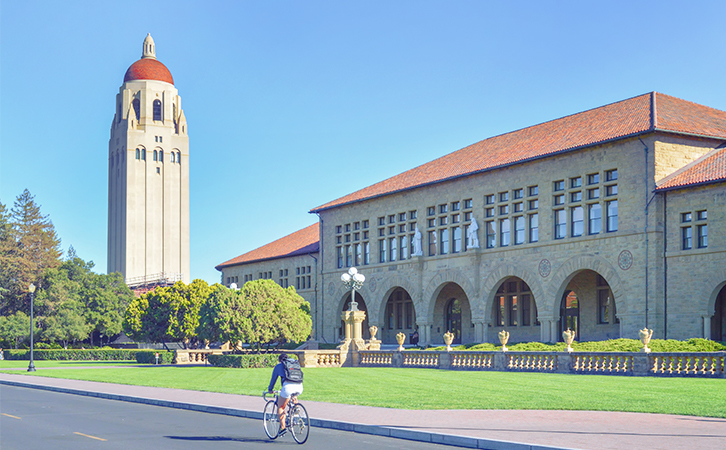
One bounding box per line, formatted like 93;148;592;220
341;267;365;312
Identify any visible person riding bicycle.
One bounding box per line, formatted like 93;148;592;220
267;353;303;437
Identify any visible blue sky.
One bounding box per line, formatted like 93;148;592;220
2;1;726;285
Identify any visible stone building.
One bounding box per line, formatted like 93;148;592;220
217;92;726;346
108;34;190;288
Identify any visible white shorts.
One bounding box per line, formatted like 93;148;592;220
280;382;303;399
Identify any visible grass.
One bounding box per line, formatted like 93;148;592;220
2;363;724;418
0;360;139;369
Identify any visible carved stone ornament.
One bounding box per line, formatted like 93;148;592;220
443;331;454;352
639;328;653;353
498;330;510;352
396;332;406;351
328;282;336;296
618;250;633;270
538;259;551;278
562;328;575;352
369;326;378;341
369;277;377;293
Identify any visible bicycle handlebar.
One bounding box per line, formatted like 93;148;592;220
263;390;279;401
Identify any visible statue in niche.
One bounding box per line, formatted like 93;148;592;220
412;225;423;256
468;217;480;249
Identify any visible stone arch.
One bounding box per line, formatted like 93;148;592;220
704;267;726;316
422;269;476;323
375;275;420;326
478;264;545;323
544;255;626;320
325;281;374;339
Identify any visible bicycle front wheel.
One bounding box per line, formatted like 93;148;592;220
290;403;310;444
263;400;280;439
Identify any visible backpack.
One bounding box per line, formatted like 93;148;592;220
282;357;304;383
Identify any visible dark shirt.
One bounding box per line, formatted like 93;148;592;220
268;362;286;392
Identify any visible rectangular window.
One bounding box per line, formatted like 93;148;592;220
388;226;395;235
554;194;565;205
354;232;360;241
389;215;396;224
399;212;406;222
508;295;518;326
521;294;531;326
486;207;494;217
452;201;460;211
354;222;360;230
682;227;692;250
529;213;539;242
400;235;409;260
346;245;352;267
698;224;708;248
345;224;351;232
378;228;385;237
571;192;582;202
355;243;361;266
363;220;369;229
486;221;496;248
514;189;523;199
337;247;343;268
554;180;565;191
428;218;436;228
606;169;618;181
428;206;435;216
464;211;472;221
379;240;387;263
588;173;600;185
500;219;510;247
500;205;509;215
697;210;707;220
496;296;505;326
452;227;461;253
682;212;692;223
389;237;398;261
571;207;583;237
464;199;473;209
409;210;417;220
364;242;370;265
485;194;495;204
399;224;406;233
529;199;538;210
452;214;460;223
514;216;525;245
514;202;523;213
439;204;448;214
606;200;618;232
428;231;437;256
378;217;385;226
439;216;448;226
529;186;538;196
571;177;582;188
499;192;509;202
606;184;618;196
555;209;566;239
588;188;600;200
440;228;449;255
589;203;602;235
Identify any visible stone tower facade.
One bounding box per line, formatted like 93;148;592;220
107;34;190;286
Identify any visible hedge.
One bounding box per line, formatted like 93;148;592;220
422;338;726;353
2;349;140;361
207;353;296;368
135;351;175;364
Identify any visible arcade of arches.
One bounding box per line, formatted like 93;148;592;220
712;286;726;341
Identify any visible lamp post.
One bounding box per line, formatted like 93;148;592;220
27;283;36;372
340;267;365;311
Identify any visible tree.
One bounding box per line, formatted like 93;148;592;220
0;190;62;315
197;280;312;352
42;302;92;349
123;279;213;349
0;311;37;349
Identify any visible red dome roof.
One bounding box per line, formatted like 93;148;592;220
124;58;174;84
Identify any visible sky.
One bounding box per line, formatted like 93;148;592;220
2;1;726;285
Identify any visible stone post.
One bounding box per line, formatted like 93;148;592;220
493;352;507;371
633;352;651;376
391;351;403;368
339;309;367;367
439;351;452;370
556;352;572;374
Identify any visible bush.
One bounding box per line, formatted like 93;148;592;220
135;351;175;364
410;339;726;353
2;349;140;360
207;353;295;368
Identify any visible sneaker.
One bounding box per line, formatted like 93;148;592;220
278;428;287;437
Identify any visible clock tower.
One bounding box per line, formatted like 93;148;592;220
108;34;190;287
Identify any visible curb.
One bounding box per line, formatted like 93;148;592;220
0;379;578;450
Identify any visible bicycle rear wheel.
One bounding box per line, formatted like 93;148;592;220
263;400;280;439
289;403;310;444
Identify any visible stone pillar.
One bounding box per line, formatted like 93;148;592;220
633;352;651;376
473;321;486;343
703;316;711;339
556;353;572;374
339;309;367;366
418;322;432;347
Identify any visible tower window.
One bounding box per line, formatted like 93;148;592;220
159;150;163;162
135;148;140;160
141;149;146;161
132;99;140;120
153;150;158;161
153;100;162;121
177;152;181;164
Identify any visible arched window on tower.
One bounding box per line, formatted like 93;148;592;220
141;149;146;161
153;100;162;121
135;148;140;160
132;99;140;120
159;150;163;162
117;101;122;124
153;150;158;161
177;152;181;165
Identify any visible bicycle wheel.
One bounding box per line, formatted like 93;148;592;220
263;400;280;439
289;403;310;444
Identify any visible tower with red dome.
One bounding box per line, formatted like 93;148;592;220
108;34;190;288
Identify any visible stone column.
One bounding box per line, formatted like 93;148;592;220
340;309;367;366
703;316;711;339
417;322;432;347
473;321;486;343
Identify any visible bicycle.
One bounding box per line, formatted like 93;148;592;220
263;390;310;444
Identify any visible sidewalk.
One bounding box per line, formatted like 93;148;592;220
1;372;724;450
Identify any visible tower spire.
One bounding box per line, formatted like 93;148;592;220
142;33;156;59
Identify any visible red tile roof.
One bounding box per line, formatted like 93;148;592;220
215;223;319;270
311;93;726;212
124;58;174;84
656;148;726;191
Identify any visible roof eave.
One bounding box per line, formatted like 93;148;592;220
215;249;320;272
655;178;726;193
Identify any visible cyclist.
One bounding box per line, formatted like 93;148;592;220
267;353;303;436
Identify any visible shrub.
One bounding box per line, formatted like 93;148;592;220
207;353;295;368
135;351;174;364
410;338;726;353
2;349;139;360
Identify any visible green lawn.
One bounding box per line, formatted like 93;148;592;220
2;363;724;418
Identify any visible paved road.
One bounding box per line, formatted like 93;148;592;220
0;385;455;450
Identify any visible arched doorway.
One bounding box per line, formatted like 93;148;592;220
382;288;416;344
489;277;540;342
445;298;462;344
560;291;580;341
712;286;726;341
340;293;369;340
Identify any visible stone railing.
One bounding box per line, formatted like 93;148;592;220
175;349;223;364
289;350;343;368
355;350;726;378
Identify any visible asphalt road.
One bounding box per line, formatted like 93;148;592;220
0;385;459;449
